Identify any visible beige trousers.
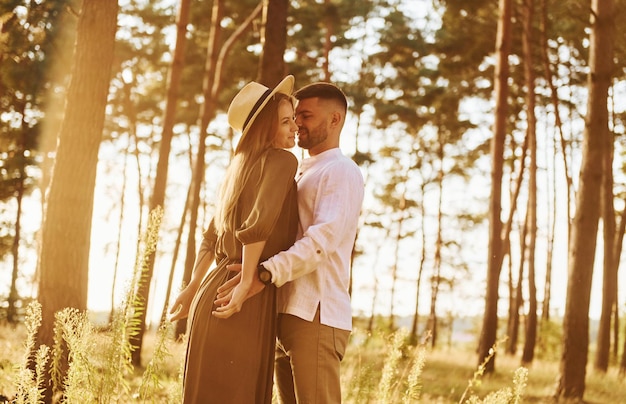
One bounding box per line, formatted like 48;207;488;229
275;308;350;404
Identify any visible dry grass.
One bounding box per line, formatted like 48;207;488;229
1;320;625;403
0;320;185;403
1;211;622;402
341;328;626;403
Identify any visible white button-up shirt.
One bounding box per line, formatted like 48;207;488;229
263;148;364;331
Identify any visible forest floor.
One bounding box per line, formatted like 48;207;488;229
1;320;625;403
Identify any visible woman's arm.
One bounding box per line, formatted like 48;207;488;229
212;240;266;319
169;235;215;321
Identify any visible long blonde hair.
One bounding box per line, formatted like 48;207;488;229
214;93;294;236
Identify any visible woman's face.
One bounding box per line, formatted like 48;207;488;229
273;100;298;149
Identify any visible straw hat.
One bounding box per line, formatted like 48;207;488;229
227;75;295;140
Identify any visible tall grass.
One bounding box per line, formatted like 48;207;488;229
8;306;626;403
8;207;181;404
13;302;47;404
341;329;527;404
7;307;525;404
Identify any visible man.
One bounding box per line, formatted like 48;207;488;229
215;81;364;403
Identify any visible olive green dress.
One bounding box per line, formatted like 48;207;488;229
183;148;299;404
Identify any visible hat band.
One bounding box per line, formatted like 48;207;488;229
243;88;273;132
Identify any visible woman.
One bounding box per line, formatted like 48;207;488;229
170;75;299;403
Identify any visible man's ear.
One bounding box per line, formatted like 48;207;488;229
329;110;342;128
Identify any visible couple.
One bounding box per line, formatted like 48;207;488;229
169;75;365;403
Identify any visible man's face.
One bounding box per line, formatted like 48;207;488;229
295;97;328;151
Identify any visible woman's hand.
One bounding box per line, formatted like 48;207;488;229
169;283;198;322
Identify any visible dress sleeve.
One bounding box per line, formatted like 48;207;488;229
235;149;297;245
200;219;218;253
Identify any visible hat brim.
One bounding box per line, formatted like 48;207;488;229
240;75;295;139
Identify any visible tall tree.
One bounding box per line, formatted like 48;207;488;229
504;136;529;355
176;0;225;339
257;0;288;86
370;3;483;346
410;179;428;346
593;91;617;372
36;0;118;397
556;0;614;398
102;0;176;326
538;0;575;247
427;134;445;347
615;200;626;370
477;0;512;373
129;0;192;367
506;211;526;356
520;0;538;366
0;0;74;323
287;0;371;82
175;0;263;338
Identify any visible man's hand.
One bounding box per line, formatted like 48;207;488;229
169;285;197;322
212;264;266;319
215;263;243;300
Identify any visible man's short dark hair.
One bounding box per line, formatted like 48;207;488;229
294;82;347;113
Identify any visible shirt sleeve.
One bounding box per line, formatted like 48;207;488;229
265;158;364;287
236;149;298;245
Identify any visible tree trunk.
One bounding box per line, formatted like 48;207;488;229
504;243;514;354
428;136;445;348
477;0;512;374
160;184;191;325
129;0;191;366
621;316;626;375
109;135;130;324
613;202;626;362
539;0;563;322
506;223;525;356
174;0;265;339
542;130;557;321
321;0;335;81
367;227;389;334
36;0;118;398
258;0;288;86
8;109;26;324
410;182;427;346
175;0;225;338
367;271;379;333
389;210;403;330
521;0;537;366
121;77;148;270
593;81;616;373
8;175;24;324
555;0;614;398
504;137;528;356
539;0;573;243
